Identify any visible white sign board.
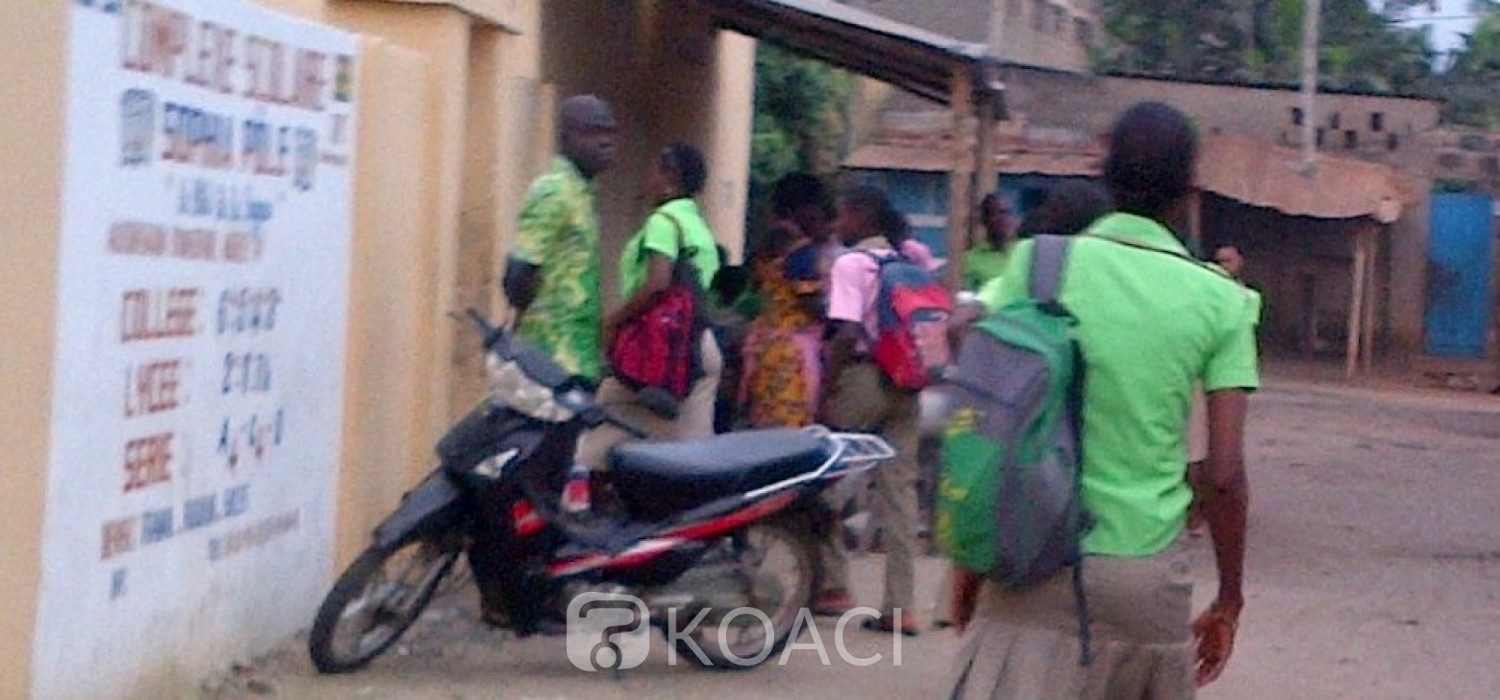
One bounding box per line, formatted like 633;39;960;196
35;1;357;696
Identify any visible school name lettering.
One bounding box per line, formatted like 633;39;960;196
108;220;265;264
100;483;252;562
121;287;199;342
123;431;172;492
120;0;329;112
208;509;300;561
124;358;182;418
159;103;316;179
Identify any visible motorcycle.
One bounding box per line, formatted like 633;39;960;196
308;309;895;673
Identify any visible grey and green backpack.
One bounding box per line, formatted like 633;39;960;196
936;234;1095;663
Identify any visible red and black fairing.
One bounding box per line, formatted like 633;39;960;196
544;428;832;584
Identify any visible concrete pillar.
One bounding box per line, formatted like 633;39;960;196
327;2;474;433
0;5;68;697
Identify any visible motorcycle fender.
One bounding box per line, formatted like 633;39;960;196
372;472;464;549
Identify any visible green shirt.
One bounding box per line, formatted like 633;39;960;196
620;197;720;297
962;241;1012;291
978;213;1260;556
512;157;603;379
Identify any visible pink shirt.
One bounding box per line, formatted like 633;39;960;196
827;237;942;343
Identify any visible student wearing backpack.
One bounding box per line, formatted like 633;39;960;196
819;185;948;634
572;145;722;506
945;102;1257;698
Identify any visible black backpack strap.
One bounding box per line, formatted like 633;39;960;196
645;210;692;262
1029;234;1073;305
860;246;905;267
1073;560;1094;666
1031;233;1092;665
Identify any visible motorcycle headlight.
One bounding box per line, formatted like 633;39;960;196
485;352;576;422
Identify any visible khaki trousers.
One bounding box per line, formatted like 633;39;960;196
948;542;1196;700
575;331;723;470
822;362;921;615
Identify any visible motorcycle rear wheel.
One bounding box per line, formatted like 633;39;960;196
671;520;813;670
308;538;459;673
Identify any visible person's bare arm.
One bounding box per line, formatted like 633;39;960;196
503;257;541;319
1193;388;1249;686
947;301;985;349
949;566;983;633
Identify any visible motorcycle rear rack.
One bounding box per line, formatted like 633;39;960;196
743;426;896;500
821;429;898;468
548;428;898;577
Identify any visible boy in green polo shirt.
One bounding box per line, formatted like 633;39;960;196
961;192;1016;291
947;103;1258;699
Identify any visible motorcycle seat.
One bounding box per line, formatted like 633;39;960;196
609;429;830;520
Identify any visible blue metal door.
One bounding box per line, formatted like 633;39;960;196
1424;193;1495;358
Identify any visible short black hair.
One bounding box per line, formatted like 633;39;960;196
1018;181;1113;238
839;184;909;243
662;144;708;196
770;172;829;218
1102;102;1197;218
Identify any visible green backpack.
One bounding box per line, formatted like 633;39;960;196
936;234;1095;662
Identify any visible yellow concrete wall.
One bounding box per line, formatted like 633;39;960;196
0;6;67;699
327;2;474;438
361;0;527;28
251;0;325;19
489;1;550;294
5;0;754;692
334;38;437;567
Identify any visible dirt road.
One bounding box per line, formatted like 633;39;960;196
205;380;1500;700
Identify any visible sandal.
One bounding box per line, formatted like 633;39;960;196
811;590;855;617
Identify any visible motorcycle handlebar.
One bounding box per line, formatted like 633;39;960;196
465;306;652;440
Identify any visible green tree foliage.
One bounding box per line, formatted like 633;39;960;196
749;43;852;195
1441;3;1500;127
1096;0;1436;94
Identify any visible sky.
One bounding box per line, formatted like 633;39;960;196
1386;0;1482;55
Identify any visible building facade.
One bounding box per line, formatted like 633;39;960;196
0;1;754;697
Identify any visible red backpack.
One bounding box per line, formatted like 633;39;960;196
864;251;955;390
607;213;705;399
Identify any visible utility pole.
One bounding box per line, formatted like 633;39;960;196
1299;0;1321;175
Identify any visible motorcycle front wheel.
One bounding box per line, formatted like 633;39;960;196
671;519;814;670
308;538;459;673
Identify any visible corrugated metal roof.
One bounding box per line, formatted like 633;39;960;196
1197;134;1410;223
846;130;1412;222
699;0;996;105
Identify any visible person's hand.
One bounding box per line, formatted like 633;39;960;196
947;302;984;346
1192;602;1241;687
950;568;982;634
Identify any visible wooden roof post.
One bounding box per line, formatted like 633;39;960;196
1362;222;1380;370
975;87;1000;224
946;67;975;291
1346;226;1370;379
